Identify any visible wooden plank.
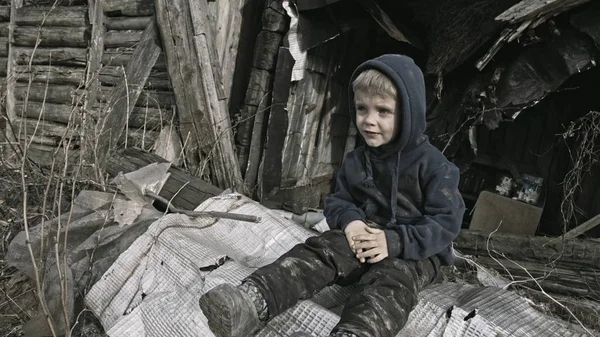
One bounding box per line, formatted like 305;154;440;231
104;30;143;48
262;1;288;33
105;16;152;30
562;213;600;239
13;26;89;48
13;47;88;66
4;0;22;147
188;0;225;100
15;65;85;85
122;127;159;150
0;22;8;36
104;0;154;17
105;148;223;211
96;20;161;167
15;6;88;27
84;0;105;110
259;47;294;199
127;106;170;129
98;86;175;108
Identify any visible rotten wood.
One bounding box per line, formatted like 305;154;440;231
476;21;531;71
15;118;77;139
0;22;8;36
104;30;143;48
13;47;88;66
15;65;85;85
105;16;152;31
13;26;89;47
154;0;243;190
252;31;283;71
145;191;260;223
96;20;161;168
562;213;600;240
105;148;223;211
259;47;294;199
0;57;6;76
15;6;88;27
104;0;154;17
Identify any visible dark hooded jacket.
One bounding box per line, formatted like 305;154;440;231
324;54;465;266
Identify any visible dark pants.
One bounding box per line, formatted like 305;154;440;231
245;230;442;337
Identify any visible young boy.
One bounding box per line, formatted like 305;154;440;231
199;54;465;337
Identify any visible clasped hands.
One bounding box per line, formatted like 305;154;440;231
344;220;388;263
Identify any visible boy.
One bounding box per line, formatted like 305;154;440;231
200;54;465;337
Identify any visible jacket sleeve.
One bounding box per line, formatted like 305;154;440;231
392;163;465;260
324;160;366;231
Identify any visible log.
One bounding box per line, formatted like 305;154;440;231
105;16;152;31
99;65;171;89
15;118;77;139
105;148;223;211
252;30;283;71
98;86;175;108
96;20;161;168
0;22;8;36
102;48;166;68
0;57;6;76
13;47;88;66
25;142;79;167
455;229;600;270
13;26;89;48
16;101;80;124
104;0;155;17
127;106;170;129
15;65;86;85
259;47;294;199
0;36;7;57
0;6;10;22
15;83;83;104
122;127;159;149
15;6;88;27
104;30;143;48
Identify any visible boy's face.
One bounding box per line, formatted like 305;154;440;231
354;91;397;148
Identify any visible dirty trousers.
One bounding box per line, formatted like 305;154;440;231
245;229;441;337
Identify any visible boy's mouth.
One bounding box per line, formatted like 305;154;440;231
363;130;380;137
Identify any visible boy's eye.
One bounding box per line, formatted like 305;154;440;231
379;109;392;114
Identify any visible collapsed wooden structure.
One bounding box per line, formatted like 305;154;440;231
0;0;599;230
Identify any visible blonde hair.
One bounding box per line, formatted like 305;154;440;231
352;69;396;99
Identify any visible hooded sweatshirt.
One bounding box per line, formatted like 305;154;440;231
324;54;465;266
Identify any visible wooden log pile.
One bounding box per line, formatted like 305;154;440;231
455;230;600;300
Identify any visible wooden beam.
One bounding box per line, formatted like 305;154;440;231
4;0;21;154
496;0;590;23
13;27;89;47
85;0;105;109
13;47;88;66
105;148;223;211
96;20;161;168
154;0;243;191
562;213;600;240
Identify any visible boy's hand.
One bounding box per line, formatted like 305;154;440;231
352;227;388;263
344;220;369;262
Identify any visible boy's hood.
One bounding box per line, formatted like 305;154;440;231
349;54;427;155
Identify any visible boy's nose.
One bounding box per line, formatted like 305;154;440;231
363;111;377;125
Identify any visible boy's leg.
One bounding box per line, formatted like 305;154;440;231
200;230;368;337
333;257;442;337
245;229;368;319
